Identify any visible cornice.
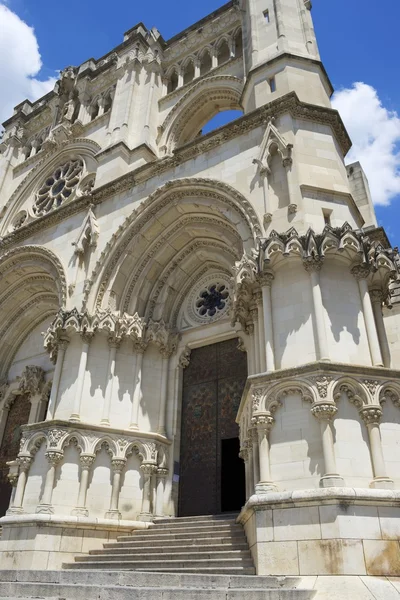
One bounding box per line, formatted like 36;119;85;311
0;92;351;251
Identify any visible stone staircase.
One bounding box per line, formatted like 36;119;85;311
0;515;317;599
66;513;254;574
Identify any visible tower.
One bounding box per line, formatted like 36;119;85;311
0;1;399;596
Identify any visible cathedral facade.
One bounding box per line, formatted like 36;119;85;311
0;0;400;595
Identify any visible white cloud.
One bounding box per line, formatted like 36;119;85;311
0;3;57;125
332;82;400;206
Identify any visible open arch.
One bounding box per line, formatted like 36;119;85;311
0;246;67;379
159;75;243;154
85;178;262;316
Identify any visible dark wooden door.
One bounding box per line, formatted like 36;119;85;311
179;338;247;516
0;395;31;516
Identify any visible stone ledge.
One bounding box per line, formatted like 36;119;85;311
0;513;152;531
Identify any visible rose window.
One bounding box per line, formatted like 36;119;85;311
33;159;84;216
195;283;229;318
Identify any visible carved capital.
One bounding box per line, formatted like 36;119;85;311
257;272;274;288
140;462;158;476
157;467;169;478
7;473;19;487
303;257;323;273
311;403;337;422
253;290;263;306
252;412;275;431
111;458;126;473
370;289;384;304
79;454;96;469
81;331;94;345
360;406;382;425
17;455;32;472
351;265;370;281
178;346;191;369
45;451;63;466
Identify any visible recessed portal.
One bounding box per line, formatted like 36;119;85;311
178;338;247;517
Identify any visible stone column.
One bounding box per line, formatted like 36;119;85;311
155;468;168;517
139;463;157;521
130;343;146;430
72;454;95;517
304;260;329;361
36;451;63;513
253;413;277;492
259;272;275;372
47;339;69;419
28;394;42;424
105;458;126;519
352;266;383;367
101;339;120;426
360;406;393;489
251;427;260;488
250;305;260;374
70;333;93;422
254;290;266;373
239;444;252;500
370;289;391;368
311;403;344;487
246;322;255;375
194;59;200;79
0;404;10;446
8;456;32;513
6;469;19;513
157;349;171;436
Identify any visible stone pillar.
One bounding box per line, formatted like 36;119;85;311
7;456;32;514
304;260;329;361
194;59;200;79
239;444;252;500
360;406;393;489
155;468;168;517
28;393;42;424
250;305;260;374
139;463;157;521
72;454;95;517
246;322;255;375
101;339;119;426
177;67;183;88
36;451;63;513
0;404;10;446
254;290;266;373
157;350;170;436
370;289;391;368
47;339;69;419
130;343;146;430
259;272;275;372
251;427;260;487
105;458;126;519
70;333;92;422
253;413;277;493
311;403;344;487
6;468;19;512
352;266;383;367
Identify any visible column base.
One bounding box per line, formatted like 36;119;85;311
137;512;154;522
100;419;110;427
71;507;89;517
35;504;54;514
69;414;80;423
319;474;345;488
370;477;394;490
255;481;277;493
6;507;24;515
104;509;122;520
129;423;139;431
157;427;166;436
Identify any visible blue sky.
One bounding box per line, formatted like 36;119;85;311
1;0;400;246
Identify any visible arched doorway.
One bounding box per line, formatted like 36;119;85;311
0;394;31;516
179;338;246;516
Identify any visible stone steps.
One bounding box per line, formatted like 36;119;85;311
89;543;249;555
0;570;317;600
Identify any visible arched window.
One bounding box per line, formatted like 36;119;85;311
234;30;243;58
183;61;195;85
200;50;212;76
90;99;100;121
22;144;32;161
217;40;230;66
103;93;113;114
167;70;179;94
201;109;243;136
71;100;81;124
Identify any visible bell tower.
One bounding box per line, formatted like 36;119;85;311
238;0;332;111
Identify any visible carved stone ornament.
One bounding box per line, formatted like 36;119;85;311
311;376;333;399
311;403;337;421
17;455;32;472
79;454;96;469
72;204;99;257
185;272;232;326
33;159;84;217
253;119;293;176
47;428;65;448
360;406;382;425
140;463;158;476
251;412;275;431
178;346;191;369
146;319;180;356
252;388;263;411
45;451;64;466
18;365;45;397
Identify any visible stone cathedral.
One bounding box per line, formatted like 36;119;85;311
0;1;399;598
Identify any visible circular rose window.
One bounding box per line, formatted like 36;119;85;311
195;282;229;318
33;159;84;216
185;272;232;325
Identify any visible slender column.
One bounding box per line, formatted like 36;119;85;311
28;394;42;424
240;444;252;500
311;403;344;487
177;67;183;88
0;404;10;446
254;290;266;373
304;260;329;361
138;463;157;521
370;289;391;368
143;66;156;143
130;343;146;430
246;322;255;375
360;407;393;489
194;59;200;79
259;273;275;371
352;266;383;366
6;470;19;512
72;454;95;516
47;339;69;419
101;339;119;426
8;456;32;513
251;428;260;487
253;414;277;492
36;451;63;513
157;350;170;436
155;468;168;517
105;458;126;519
70;333;93;422
247;442;255;496
250;306;260;374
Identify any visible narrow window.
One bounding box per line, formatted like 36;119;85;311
322;209;332;226
264;10;270;24
269;77;276;93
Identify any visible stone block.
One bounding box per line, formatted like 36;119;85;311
363;540;400;576
273;506;321;541
298;539;365;575
378;506;400;540
256;541;299;575
319;505;381;540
